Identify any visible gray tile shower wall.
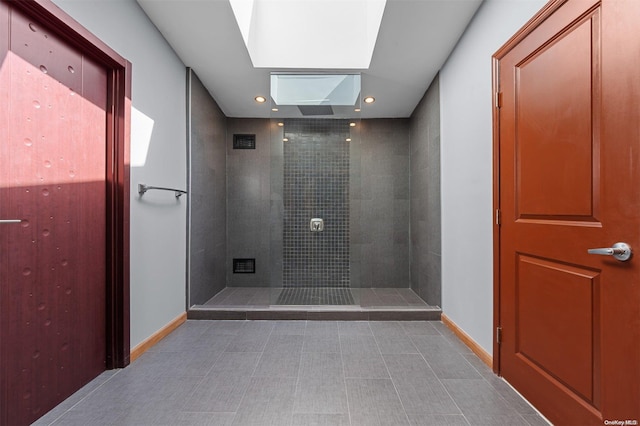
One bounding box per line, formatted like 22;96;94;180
283;119;351;288
222;115;429;298
227;118;273;287
354;119;411;288
410;74;442;306
187;69;227;305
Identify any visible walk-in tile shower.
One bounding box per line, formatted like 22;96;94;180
186;68;442;313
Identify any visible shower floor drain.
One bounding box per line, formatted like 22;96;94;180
276;287;355;305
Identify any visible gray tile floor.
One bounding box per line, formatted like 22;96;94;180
35;320;550;426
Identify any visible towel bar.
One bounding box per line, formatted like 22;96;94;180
138;183;187;198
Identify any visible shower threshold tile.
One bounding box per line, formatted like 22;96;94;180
191;287;442;321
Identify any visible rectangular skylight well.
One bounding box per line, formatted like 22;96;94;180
229;0;387;69
271;74;361;106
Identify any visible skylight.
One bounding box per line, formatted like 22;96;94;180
229;0;387;69
271;74;360;106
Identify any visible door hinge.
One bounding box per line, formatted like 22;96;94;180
495;209;501;226
496;326;503;344
495;92;502;108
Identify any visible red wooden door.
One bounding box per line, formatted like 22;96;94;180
1;5;108;425
495;0;640;424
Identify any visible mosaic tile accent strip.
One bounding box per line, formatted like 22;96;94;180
275;287;355;305
283;119;351;288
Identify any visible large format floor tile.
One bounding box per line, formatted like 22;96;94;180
36;320;549;426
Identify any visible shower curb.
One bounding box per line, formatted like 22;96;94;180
186;307;441;321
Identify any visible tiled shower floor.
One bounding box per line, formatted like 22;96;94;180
275;287;356;305
35;320;550;426
189;287;441;321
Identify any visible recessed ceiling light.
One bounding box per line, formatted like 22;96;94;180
363;96;375;104
272;107;279;112
277;122;284;127
349;122;356;127
346;138;352;142
354;108;361;112
255;96;267;103
283;138;289;142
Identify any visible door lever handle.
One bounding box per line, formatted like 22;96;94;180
587;242;632;261
0;219;23;224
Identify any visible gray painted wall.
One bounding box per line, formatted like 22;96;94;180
410;75;441;306
187;69;227;306
52;0;188;348
440;0;547;353
354;119;411;288
226;119;273;287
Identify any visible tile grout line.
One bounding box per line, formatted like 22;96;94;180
460;349;551;426
227;320;275;424
337;322;354;426
437;320;524;421
143;320;221;419
289;320;307;423
500;378;552;426
179;350;227;416
417;321;471;425
372;321;414;426
46;369;123;426
197;320;221;378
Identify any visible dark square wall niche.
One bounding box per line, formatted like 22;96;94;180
233;134;256;149
233;258;255;274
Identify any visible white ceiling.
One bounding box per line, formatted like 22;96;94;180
136;0;483;119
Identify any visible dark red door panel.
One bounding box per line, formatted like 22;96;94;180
1;6;107;424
